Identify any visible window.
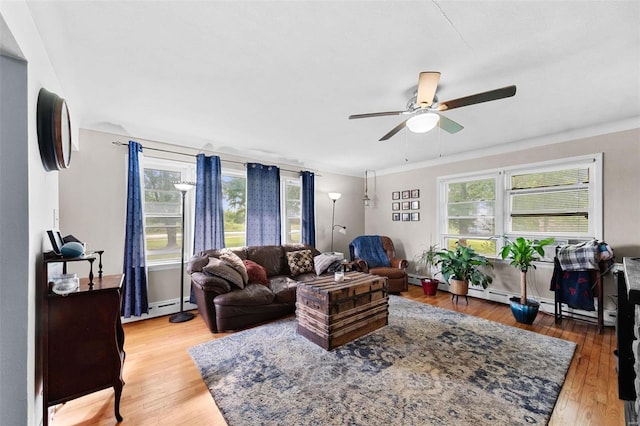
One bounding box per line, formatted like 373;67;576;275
222;171;247;248
143;158;195;264
438;154;602;257
282;177;302;244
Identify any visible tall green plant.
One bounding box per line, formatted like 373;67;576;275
436;243;493;289
499;237;554;305
415;243;439;276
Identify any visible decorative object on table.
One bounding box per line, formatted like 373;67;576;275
328;192;346;253
60;241;84;258
500;236;555;324
410;189;420;198
51;273;79;296
436;243;492;303
36;88;72;171
189;296;575;426
47;230;64;254
415;243;439;296
170;181;196;324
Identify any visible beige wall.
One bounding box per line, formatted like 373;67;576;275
60;129;364;304
365;128;640;304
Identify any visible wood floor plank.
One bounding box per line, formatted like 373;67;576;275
51;285;624;425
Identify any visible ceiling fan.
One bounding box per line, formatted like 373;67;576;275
349;72;516;141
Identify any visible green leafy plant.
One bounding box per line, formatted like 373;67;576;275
499;236;555;305
436;243;493;289
415;243;439;276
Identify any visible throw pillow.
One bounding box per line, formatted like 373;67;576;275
243;259;269;285
202;257;244;289
219;249;249;284
286;249;314;276
313;253;343;275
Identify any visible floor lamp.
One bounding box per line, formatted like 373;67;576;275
328;192;346;253
170;181;195;323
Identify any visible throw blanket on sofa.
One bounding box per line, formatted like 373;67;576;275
349;235;390;268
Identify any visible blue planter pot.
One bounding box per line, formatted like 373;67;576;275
509;297;540;325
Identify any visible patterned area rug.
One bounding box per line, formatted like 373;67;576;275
189;296;575;426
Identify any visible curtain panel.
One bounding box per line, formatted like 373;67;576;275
246;163;281;246
301;171;316;246
194;154;225;253
122;141;149;317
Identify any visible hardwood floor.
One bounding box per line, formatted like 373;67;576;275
52;286;624;425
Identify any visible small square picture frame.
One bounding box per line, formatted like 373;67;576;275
401;190;411;199
402;213;410;221
411;200;420;210
402;201;410;210
392;213;400;221
47;230;64;254
392;191;400;200
411;212;420;221
410;189;420;198
392;202;400;211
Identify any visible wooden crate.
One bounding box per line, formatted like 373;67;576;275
296;272;388;350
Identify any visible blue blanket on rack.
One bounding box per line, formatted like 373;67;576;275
349;235;390;268
550;258;595;311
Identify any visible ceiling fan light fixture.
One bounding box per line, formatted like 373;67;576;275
406;112;440;133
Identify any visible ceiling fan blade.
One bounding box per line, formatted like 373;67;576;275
416;72;441;108
437;114;464;134
349;111;405;119
379;119;409;141
438;85;516;111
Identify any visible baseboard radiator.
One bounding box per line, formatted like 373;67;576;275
121;298;198;323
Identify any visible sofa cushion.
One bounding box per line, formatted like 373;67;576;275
313;253;343;275
243;259;269;285
269;276;298;305
286;249;314;276
220;249;249;284
202;257;244;289
214;283;275;306
369;266;406;279
247;245;285;277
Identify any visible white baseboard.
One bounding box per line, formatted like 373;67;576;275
121;297;198;323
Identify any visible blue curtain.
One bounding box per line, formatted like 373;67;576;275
194;154;225;253
301;171;315;246
122;141;149;317
246;163;281;246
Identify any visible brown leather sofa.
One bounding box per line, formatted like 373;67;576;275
350;235;408;293
187;244;323;333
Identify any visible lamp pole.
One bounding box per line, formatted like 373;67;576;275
331;199;336;252
170;182;195;323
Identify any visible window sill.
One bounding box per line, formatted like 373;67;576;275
147;261;182;272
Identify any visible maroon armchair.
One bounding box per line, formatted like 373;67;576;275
350;235;408;293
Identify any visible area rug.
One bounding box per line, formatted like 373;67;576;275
189;296;576;426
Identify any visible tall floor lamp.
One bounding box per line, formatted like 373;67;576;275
328;192;346;253
170;181;196;323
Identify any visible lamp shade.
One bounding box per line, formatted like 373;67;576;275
328;192;342;201
406;112;440;133
174;181;196;192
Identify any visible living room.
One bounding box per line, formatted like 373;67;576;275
1;1;639;425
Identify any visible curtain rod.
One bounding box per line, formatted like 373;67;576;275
111;141;317;175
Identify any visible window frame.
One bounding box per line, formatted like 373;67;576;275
437;153;603;258
281;175;302;244
142;156;196;268
221;168;247;249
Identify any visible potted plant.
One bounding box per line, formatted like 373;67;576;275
499;236;554;324
436;243;492;303
415;244;439;296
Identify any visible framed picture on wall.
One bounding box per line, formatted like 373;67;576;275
402;213;410;221
392;191;400;200
410;189;420;198
392;202;400;211
411;212;420;221
402;201;410;210
401;190;411;199
411;200;420;210
392;213;400;221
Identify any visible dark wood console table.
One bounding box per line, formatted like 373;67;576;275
39;255;125;425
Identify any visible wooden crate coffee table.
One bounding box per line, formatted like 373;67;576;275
296;272;388;350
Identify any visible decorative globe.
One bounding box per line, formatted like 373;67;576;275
61;241;84;258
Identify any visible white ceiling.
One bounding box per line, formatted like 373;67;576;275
24;1;640;176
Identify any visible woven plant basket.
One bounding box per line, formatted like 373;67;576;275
449;278;468;296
